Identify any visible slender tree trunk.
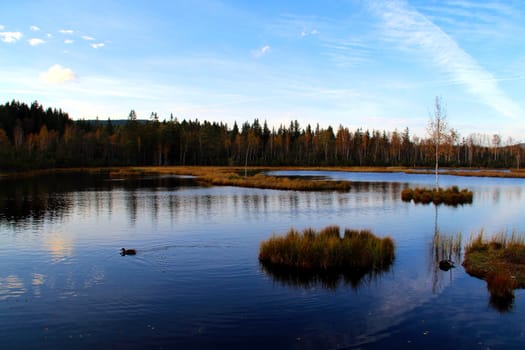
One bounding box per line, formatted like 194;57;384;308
435;141;439;189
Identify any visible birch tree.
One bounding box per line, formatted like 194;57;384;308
427;97;449;189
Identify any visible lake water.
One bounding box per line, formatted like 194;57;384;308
1;171;525;349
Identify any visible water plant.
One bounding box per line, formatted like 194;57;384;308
432;231;462;266
463;230;525;311
401;186;473;206
258;226;395;272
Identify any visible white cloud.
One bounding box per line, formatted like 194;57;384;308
302;29;319;37
30;25;40;31
59;29;74;34
46;33;52;38
28;38;45;46
82;35;95;41
0;31;23;43
64;39;74;44
252;45;271;58
0;25;4;30
91;43;105;49
40;64;77;84
370;0;523;121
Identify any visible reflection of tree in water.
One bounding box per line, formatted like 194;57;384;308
260;262;392;291
0;173;198;227
429;205;462;293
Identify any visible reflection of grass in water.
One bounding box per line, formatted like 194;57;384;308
259;226;395;289
260;262;390;290
432;231;462;263
463;230;525;312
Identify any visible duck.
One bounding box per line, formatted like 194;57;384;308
121;248;137;256
439;259;455;271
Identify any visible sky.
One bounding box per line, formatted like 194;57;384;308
1;0;524;141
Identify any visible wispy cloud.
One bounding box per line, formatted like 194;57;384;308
40;64;77;84
0;31;23;43
30;25;40;31
59;29;74;34
252;45;270;58
82;35;95;41
28;38;45;46
301;29;319;37
322;39;371;68
91;43;105;49
369;0;523;121
0;25;4;30
64;39;74;44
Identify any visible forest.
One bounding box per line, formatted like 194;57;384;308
0;100;522;171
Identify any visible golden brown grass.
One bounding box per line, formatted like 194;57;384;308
258;226;395;271
401;186;473;205
463;231;525;307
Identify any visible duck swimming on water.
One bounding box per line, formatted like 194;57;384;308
121;248;137;256
439;259;454;271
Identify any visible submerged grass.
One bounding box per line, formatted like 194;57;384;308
258;226;395;272
463;230;525;307
401;186;473;205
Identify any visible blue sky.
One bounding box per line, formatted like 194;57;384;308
1;0;524;141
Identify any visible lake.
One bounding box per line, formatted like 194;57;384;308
1;170;525;349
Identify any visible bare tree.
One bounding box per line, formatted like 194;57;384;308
427;97;449;189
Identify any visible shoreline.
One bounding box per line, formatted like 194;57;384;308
2;165;525;178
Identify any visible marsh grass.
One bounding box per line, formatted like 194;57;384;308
463;230;525;309
432;231;462;263
258;226;395;272
401;186;473;205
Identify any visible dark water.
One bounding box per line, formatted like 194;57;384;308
1;171;525;349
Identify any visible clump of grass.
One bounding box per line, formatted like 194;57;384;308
401;186;473;206
258;226;395;272
463;230;525;310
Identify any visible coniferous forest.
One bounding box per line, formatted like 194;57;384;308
0;100;522;171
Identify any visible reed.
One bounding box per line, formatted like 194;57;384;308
432;231;462;262
258;226;395;272
401;186;473;205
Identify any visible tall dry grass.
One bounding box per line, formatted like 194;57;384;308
258;226;395;271
463;230;525;310
432;231;462;262
401;186;473;205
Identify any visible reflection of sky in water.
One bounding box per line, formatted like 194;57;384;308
46;232;74;262
0;275;26;300
1;172;525;348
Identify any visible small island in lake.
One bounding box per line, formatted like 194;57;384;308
463;231;525;310
401;186;473;205
259;226;395;272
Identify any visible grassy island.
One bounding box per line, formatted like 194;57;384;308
107;166;354;192
258;226;395;272
401;186;473;205
463;231;525;308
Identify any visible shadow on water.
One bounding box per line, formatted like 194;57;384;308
260;261;393;291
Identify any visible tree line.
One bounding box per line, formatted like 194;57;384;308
0;100;522;171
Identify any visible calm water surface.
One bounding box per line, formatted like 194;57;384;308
1;171;525;349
